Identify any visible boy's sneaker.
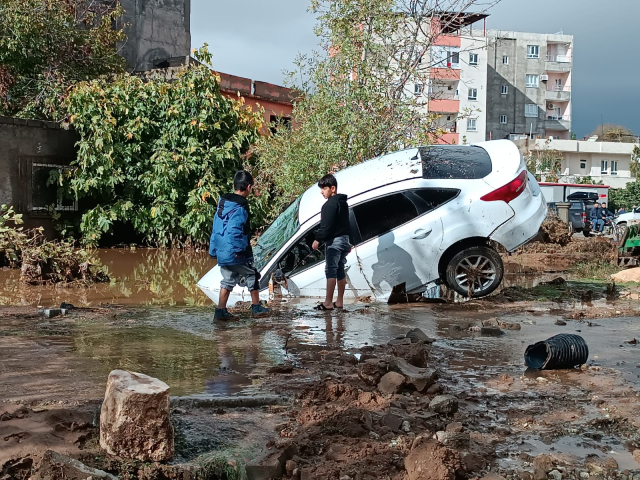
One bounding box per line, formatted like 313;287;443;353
251;303;271;318
214;308;239;321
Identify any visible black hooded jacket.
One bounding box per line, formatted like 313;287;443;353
315;194;350;243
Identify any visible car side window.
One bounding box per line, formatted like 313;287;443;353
352;193;419;244
405;189;459;215
277;228;325;277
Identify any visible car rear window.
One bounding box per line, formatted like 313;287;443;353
419;146;492;179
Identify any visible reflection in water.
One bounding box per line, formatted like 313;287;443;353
0;249;213;307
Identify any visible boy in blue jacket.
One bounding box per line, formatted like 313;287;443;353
209;171;270;320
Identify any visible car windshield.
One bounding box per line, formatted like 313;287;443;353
253;197;301;271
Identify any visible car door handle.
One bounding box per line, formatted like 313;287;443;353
411;228;432;240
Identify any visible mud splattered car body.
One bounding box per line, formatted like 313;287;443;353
198;140;546;305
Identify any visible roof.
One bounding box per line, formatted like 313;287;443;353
436;12;489;33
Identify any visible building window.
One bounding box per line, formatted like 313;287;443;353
448;51;460;67
499;115;507;124
525;104;538;118
601;160;608;173
525;74;539;88
468;88;478;101
527;45;540;58
501;85;508;95
611;161;618;175
30;163;77;212
580;161;586;170
467;118;477;131
469;53;478;65
503;55;509;65
414;83;424;95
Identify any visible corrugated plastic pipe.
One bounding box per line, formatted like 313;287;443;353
524;334;589;370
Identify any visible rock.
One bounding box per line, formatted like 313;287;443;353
405;440;465;480
406;328;436;344
388;337;412;346
32;450;117;480
435;430;470;448
401;420;411;432
426;383;443;394
392;343;429;368
533;454;555;480
480;326;503;336
286;460;297;475
634;449;640;462
446;422;463;433
480;475;506;480
548;470;562;480
60;302;75;310
381;412;404;432
611;267;640;283
501;322;521;330
603;457;618;470
378;372;405;394
339;354;357;365
482;318;499;327
429;395;459;415
358;362;382;386
555;320;567;326
268;362;294;374
246;445;297;480
389;357;437;392
100;370;174;461
579;472;589;479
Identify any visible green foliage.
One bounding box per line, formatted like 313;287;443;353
253;0;476;218
0;0;126;120
573;176;603;185
526;140;564;182
571;261;621;281
0;205;26;267
630;145;640;179
64;46;263;247
609;181;640;211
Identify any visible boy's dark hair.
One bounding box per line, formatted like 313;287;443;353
318;174;338;189
234;170;254;192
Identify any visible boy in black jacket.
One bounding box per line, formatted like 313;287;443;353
312;174;351;311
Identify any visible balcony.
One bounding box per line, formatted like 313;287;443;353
428;94;460;113
433;34;461;47
545;85;571;102
430;67;461;80
438;132;460;145
545;54;572;72
546;115;571;131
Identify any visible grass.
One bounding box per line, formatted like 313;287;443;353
571;261;622;281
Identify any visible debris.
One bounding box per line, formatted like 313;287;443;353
388;337;412;346
268;362;294;374
482;318;500;327
246;445;297;480
480;326;503;336
31;450;117;480
611;267;640;283
378;372;405;394
429;395;459;414
555;320;567;326
406;328;436;344
533;454;555;480
392;342;429;368
389;357;437;392
60;302;75;310
525;334;589;370
401;420;411;432
39;308;62;319
100;370;174;461
404;440;465;480
358;361;383;386
624;338;638;345
539;217;572;246
500;322;521;330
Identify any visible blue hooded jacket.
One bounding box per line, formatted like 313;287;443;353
209;193;253;266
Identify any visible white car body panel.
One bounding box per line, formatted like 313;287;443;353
197;140;545;306
615;209;640;225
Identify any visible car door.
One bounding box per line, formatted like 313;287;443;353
347;189;454;300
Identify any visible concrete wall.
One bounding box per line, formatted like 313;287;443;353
459;35;488;144
118;0;191;72
0;117;78;233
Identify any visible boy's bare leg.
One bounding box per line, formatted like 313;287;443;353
323;278;337;309
218;288;231;309
335;278;347;308
250;289;261;306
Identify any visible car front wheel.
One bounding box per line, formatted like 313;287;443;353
445;246;504;298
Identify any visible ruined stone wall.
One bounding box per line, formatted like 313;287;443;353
118;0;191;72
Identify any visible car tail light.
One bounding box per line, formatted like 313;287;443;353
582;212;586;223
481;171;528;203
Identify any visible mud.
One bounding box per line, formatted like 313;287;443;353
1;301;639;479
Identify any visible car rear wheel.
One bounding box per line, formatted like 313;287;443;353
445;246;504;298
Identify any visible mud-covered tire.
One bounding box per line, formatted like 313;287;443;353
445;246;504;298
583;229;592;237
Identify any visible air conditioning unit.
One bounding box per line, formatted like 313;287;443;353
540;74;549;82
547;103;555;110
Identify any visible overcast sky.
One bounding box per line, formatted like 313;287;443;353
191;0;639;138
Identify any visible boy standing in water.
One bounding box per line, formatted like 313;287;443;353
209;171;270;320
312;174;351;311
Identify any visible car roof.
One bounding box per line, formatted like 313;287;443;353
297;140;518;226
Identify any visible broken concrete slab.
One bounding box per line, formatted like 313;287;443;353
378;372;405;394
389;357;437;392
405;328;436;344
429;395;459;415
100;370;174;461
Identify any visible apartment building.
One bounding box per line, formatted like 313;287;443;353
426;18;573;144
485;31;573;141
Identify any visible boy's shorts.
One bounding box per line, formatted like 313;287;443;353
220;264;260;291
325;235;351;281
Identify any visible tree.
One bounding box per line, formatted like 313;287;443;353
0;0;126;120
630;145;640;179
587;124;637;143
525;140;563;183
63;47;263;247
252;0;500;218
609;181;640;212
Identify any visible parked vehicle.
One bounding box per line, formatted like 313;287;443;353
568;201;588;234
614;206;640;226
198;140;547;304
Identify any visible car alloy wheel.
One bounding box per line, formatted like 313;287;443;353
445;246;504;298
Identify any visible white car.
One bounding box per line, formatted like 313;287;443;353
614;207;640;226
198;140;546;305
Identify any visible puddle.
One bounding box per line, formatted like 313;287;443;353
0;249;213;307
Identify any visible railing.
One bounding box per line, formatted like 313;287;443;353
547;85;571;92
430;93;459;100
547;115;571;121
546;54;571;63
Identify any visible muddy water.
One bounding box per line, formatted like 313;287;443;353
0;249;213;307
